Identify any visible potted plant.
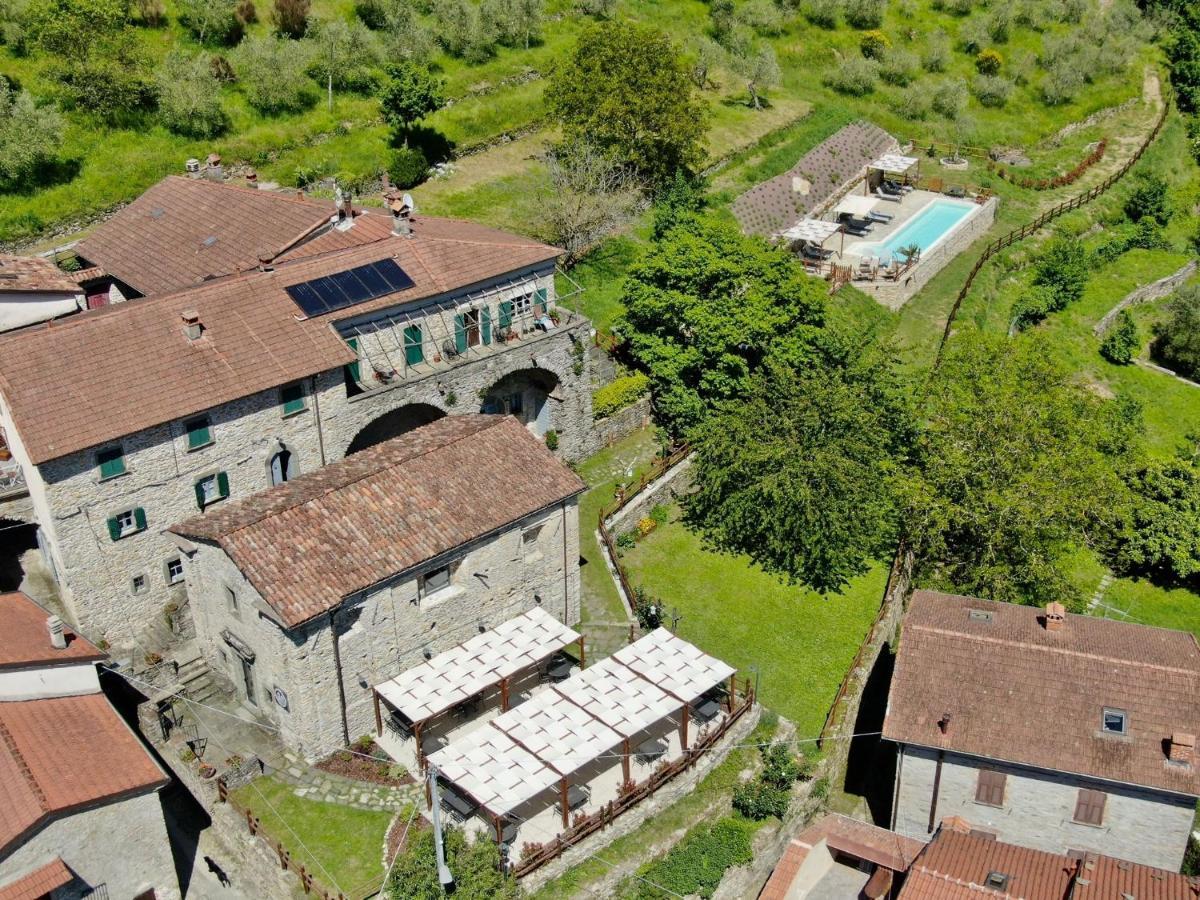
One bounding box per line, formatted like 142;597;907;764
199;763;218;781
225;754;244;771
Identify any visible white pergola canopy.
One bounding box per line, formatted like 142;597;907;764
870;153;919;174
375;607;579;724
429;628;736;818
834;195;879;219
778;218;841;245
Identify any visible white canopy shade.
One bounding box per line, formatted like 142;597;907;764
611;627;736;703
778;218;841;245
430;724;560;816
375;607;579;724
834;195;879;219
870;153;919;174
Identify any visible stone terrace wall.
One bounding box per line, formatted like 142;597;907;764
585;395;653;456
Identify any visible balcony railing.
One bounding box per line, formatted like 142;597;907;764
0;457;26;499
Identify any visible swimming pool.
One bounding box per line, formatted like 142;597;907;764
860;198;976;262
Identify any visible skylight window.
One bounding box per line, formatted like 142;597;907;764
1102;708;1127;735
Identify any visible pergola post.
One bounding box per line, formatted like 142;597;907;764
579;635;586;670
621;737;631;783
414;720;426;771
373;689;382;737
727;674;736;714
494;815;503;843
501;677;510;712
559;779;570;829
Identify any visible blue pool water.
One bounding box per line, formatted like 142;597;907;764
863;198;975;262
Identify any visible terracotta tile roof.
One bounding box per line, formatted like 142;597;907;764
759;814;924;900
0;215;560;465
0;693;168;855
899;827;1200;900
75;176;334;296
171;416;585;628
0;592;104;670
883;591;1200;796
0;858;73;900
0;256;80;295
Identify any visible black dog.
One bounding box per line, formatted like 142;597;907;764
203;856;231;888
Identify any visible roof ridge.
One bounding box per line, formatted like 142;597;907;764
162;174;331;210
907;621;1200;677
213;417;505;536
0;715;47;809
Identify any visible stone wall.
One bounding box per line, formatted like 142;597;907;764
586;395;653;456
1093;260;1197;336
892;745;1193;870
0;791;180;900
185;499;581;760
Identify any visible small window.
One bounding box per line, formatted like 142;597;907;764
97;445;126;480
1102;708;1127;735
523;524;543;546
194;471;230;509
280;383;307;417
419;564;452;599
513;294;532;317
131;573;147;594
984;873;1009;890
1073;788;1106;827
225;586;239;614
403;325;423;366
107;507;146;541
185;416;213;450
974;768;1006;807
166;557;185;585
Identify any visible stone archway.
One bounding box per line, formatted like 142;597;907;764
480;369;561;437
0;517;40;592
345;403;447;455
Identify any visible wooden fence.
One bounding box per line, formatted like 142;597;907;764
934;88;1173;368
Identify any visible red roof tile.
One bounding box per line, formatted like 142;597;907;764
883;591;1200;795
0;257;80;295
171;416;585;627
0;858;73;900
0;592;103;670
0;693;168;855
0;213;560;465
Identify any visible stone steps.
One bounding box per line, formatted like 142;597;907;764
176;655;221;705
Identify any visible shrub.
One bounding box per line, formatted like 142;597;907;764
1101;311;1140;365
889;84;929;119
973;74;1012;108
732;780;790;819
942;0;973;14
878;47;918;85
355;0;386;27
649;503;670;526
760;742;802;788
1011;285;1056;330
616;530;637;550
388;828;518;899
0;82;64;190
975;48;1002;75
637;516;657;537
959;18;988;54
631;818;754;900
1033;237;1089;308
210;54;236;82
843;0;884;29
824;57;876;95
133;0;165;26
236;0;257;23
387;145;429;188
272;0;310;37
593;372;650;419
234;36;317;113
155;52;228;138
1124;174;1171;226
986;6;1012;43
178;0;242;44
931;78;968;118
859;29;889;59
803;0;840;28
544;429;559;451
922;28;950;72
631;586;662;628
1042;62;1083;105
1154;285;1200;381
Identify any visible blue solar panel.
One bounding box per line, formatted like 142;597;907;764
285;259;415;317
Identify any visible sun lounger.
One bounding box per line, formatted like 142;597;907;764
945;184;967;198
844;224;871;237
867;210;893;223
874;188;902;202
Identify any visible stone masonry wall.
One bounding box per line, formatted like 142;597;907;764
893;745;1193;870
185;499;581;760
585;395;653;457
0;791;180;900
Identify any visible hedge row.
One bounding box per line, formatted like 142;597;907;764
593;373;650;420
629;817;755;899
989;139;1107;190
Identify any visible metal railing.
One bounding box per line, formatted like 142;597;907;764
0;457;26;499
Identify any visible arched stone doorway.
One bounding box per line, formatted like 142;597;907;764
345;403;447;455
480;369;560;437
0;517;40;592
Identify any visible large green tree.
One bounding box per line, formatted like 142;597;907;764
379;61;445;134
902;333;1139;609
0;82;63;189
1116;442;1200;582
686;345;912;592
618;215;827;438
548;21;707;186
1154;284;1200;380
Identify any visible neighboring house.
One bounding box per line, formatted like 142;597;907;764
0;176;592;648
169;415;584;760
885;590;1200;871
0;255;82;333
0;591;179;900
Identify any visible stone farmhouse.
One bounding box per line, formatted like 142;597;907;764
0;255;84;334
0;591;179;899
169;415;584;760
0;176;593;649
885;590;1200;871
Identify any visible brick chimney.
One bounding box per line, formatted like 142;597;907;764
181;309;202;341
1044;602;1066;632
46;615;66;650
938;713;952;735
1169;733;1195;765
389;195;413;236
940;816;971;834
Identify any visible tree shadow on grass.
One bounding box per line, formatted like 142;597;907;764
0;156;84;196
392;124;456;166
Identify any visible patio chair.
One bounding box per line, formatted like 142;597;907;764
567;784;591;810
635;737;668;765
843;222;872;237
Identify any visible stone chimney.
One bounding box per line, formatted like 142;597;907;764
938;713;952;735
1169;733;1195;765
1044;602;1066;632
389;195;413;236
940;816;971;834
46;615;66;650
181;309;203;341
258;252;274;273
204;153;224;182
185;157;202;178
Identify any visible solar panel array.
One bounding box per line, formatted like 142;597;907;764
284;258;414;317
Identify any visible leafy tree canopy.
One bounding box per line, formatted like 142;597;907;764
380;61;445;133
549;21;707;187
387;827;518;900
1100;310;1141;365
28;0;125;60
617;214;826;438
0;81;63;189
1116;441;1200;583
1154;284;1200;380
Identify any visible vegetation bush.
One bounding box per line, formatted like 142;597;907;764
387;827;518;899
1041;61;1084;105
234;36;318;113
1124;174;1172;226
975;47;1002;75
1033;237;1089;308
387;145;429;188
178;0;242;45
155;52;229;138
593;373;650;419
824;57;877;95
922;28;950;72
878;48;919;86
972;74;1012;108
843;0;884;29
0;82;63;190
858;29;889;59
1100;311;1141;366
803;0;840;29
629;818;754;899
272;0;310;37
1117;451;1200;582
931;77;968;118
1154;285;1200;381
889;84;930;119
759;742;802;788
732;780;790;819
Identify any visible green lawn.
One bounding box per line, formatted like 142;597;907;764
1096;576;1200;639
621;507;886;735
230;776;395;900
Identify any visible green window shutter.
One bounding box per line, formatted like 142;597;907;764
481;307;492;345
133;507;147;532
106;516;121;542
345;337;361;384
194;481;206;510
97;447;125;480
281;384;305;416
534;287;548;315
498;300;513;330
404;325;423;366
186;418;211;450
216;471;230;499
454;314;467;354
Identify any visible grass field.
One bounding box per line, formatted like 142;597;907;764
1097;576;1200;638
620;505;886;735
230;776;394;899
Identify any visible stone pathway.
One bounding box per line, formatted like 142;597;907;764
274;748;424;812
